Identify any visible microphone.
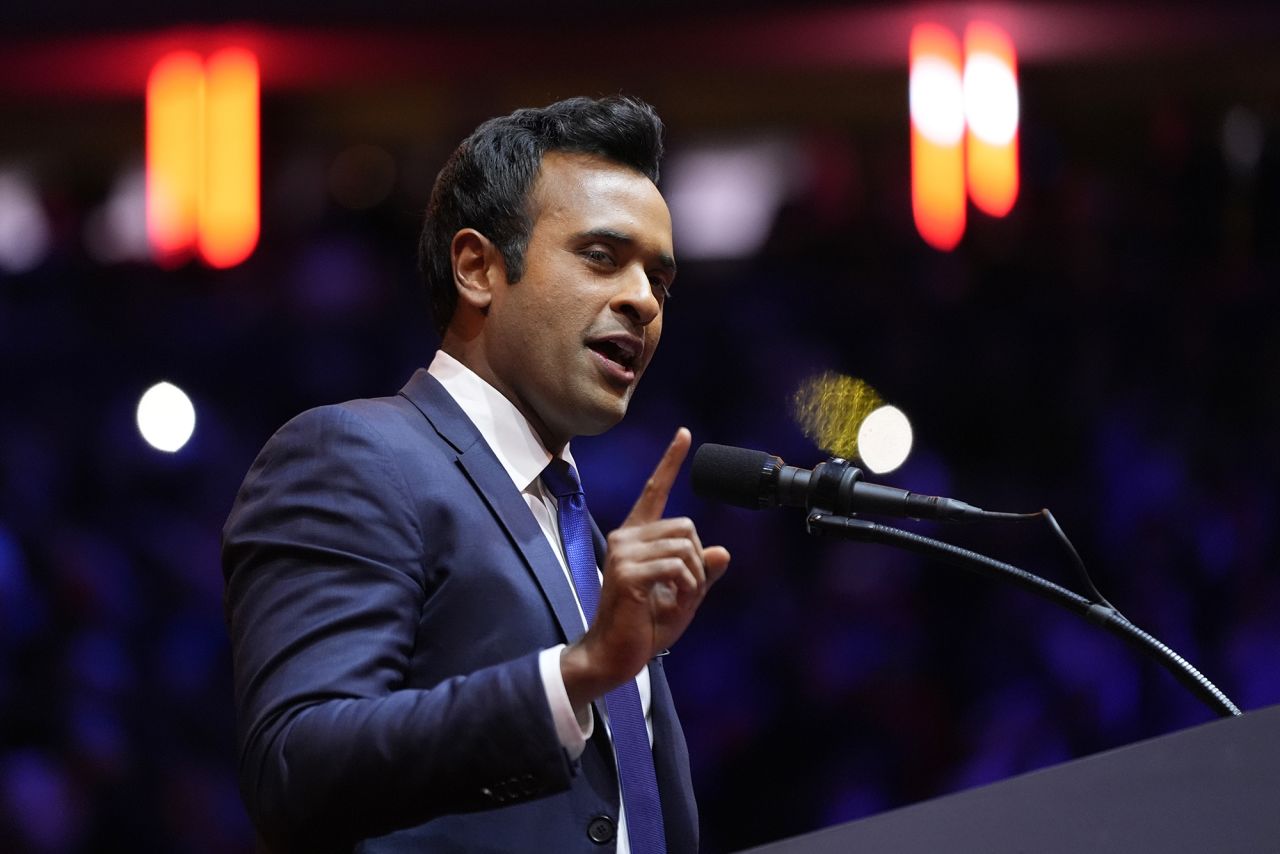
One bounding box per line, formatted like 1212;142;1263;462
691;443;987;522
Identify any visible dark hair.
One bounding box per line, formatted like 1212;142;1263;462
419;95;665;333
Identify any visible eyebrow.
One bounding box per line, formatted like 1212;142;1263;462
574;228;677;276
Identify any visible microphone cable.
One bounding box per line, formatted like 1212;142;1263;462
960;506;1123;618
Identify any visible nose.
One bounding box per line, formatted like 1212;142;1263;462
611;263;662;327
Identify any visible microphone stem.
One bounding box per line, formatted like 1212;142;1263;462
806;512;1241;719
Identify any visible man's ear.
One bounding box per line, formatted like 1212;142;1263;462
451;228;503;312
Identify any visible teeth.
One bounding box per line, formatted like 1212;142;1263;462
591;339;636;369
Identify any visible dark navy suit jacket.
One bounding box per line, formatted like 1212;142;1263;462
222;368;697;853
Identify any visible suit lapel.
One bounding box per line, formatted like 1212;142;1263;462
648;657;698;852
401;369;697;847
399;368;586;644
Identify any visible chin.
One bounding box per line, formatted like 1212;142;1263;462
571;394;632;438
577;409;628;438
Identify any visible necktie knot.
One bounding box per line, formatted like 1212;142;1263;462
541;458;584;499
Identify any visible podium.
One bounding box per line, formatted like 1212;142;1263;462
740;703;1280;853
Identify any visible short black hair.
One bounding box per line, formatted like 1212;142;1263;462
419;95;665;334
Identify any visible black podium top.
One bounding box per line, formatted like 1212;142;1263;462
742;703;1280;854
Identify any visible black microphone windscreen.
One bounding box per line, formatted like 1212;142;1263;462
691;443;776;509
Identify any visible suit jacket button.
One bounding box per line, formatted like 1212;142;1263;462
587;815;616;844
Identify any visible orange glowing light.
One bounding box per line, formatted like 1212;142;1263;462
146;51;204;266
909;23;966;251
145;48;260;269
964;22;1019;217
199;48;260;269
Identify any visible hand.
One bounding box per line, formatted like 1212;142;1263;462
561;428;731;709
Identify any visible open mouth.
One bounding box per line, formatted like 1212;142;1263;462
587;336;641;372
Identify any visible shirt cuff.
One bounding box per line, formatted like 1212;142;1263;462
538;644;593;759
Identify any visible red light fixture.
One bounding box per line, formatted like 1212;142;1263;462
146;51;204;267
146;48;259;269
909;21;1020;250
909;23;967;252
964;22;1020;217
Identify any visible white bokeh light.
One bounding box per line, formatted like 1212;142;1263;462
857;405;914;474
0;170;52;274
664;138;802;261
963;53;1020;145
136;382;196;453
84;164;150;264
1221;105;1264;176
909;58;966;146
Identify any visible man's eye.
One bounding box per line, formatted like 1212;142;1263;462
582;249;614;265
651;278;672;302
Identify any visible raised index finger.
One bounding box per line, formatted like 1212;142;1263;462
624;427;691;526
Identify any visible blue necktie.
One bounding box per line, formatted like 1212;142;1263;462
542;459;667;854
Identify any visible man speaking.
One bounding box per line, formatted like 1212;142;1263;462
222;95;731;852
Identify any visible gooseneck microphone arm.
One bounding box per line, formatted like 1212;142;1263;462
806;512;1241;718
691;442;1242;719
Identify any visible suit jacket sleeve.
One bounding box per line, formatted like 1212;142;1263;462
222;403;575;851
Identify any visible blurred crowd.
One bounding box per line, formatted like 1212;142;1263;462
2;86;1278;852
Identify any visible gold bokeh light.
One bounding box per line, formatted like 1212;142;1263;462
791;371;884;460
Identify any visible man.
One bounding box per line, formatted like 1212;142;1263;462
223;95;730;852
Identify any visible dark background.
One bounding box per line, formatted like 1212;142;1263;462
3;2;1280;851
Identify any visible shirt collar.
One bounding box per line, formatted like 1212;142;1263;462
427;349;577;494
